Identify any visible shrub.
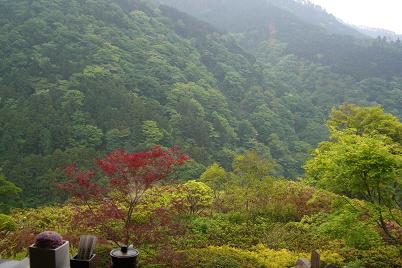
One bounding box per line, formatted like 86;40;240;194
181;245;296;268
180;244;344;268
256;203;298;223
0;214;16;232
319;250;345;266
356;246;402;268
181;215;260;248
317;209;383;249
173;181;214;215
269;180;316;220
94;244;112;268
34;231;64;249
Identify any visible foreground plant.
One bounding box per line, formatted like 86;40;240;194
34;231;64;249
58;146;189;249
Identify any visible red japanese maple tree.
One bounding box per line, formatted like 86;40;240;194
58;146;188;247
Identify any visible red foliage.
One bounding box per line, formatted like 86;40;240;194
0;228;36;257
57;146;189;246
95;146;188;195
57;166;102;201
379;221;402;244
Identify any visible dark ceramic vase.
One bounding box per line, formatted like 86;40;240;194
70;254;97;268
110;246;139;268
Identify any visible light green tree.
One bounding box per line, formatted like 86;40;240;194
70;124;103;148
200;163;228;192
106;128;130;151
142;120;164;146
327;103;402;146
232;151;275;211
305;132;401;207
200;163;230;211
175;180;214;215
0;172;21;214
305;105;402;241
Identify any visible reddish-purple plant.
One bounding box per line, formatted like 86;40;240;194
34;231;64;249
58;146;188;247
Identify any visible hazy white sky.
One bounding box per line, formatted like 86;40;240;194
310;0;402;34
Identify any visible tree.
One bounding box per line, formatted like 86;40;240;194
233;151;275;183
232;151;275;211
173;180;213;215
305;132;401;207
327;104;402;146
70;124;103;148
305;106;402;241
58;146;188;247
142;120;164;146
105;128;130;151
0;172;21;214
199;163;228;192
199;163;229;211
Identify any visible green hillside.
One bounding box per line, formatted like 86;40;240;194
268;0;364;38
0;0;401;208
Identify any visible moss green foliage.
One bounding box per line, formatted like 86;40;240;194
306;201;384;250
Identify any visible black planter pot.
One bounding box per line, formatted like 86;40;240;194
29;241;69;268
110;247;139;268
70;254;97;268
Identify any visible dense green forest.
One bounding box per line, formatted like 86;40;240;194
0;0;401;207
0;0;401;266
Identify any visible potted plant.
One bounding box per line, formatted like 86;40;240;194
70;235;97;268
29;231;69;268
58;146;188;268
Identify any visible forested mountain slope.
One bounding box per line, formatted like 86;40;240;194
355;25;402;41
0;0;401;207
158;0;402;80
268;0;364;38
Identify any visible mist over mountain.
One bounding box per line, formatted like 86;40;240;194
268;0;364;38
157;0;402;80
355;25;402;41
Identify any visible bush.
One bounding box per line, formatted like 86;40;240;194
181;244;344;268
316;209;383;249
256;203;298;223
269;180;316;220
180;215;260;248
181;245;301;268
356;246;402;268
94;244;112;268
173;181;214;215
0;214;16;232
